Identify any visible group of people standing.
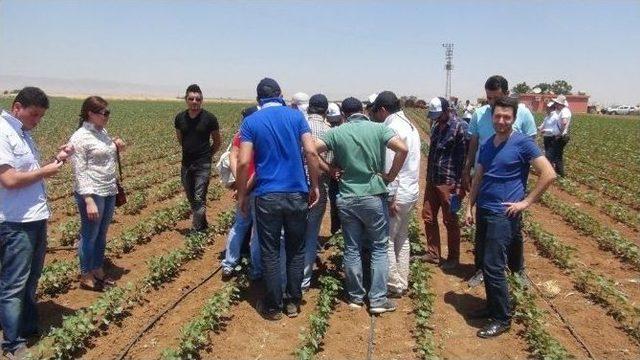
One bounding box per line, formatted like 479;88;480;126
0;73;566;358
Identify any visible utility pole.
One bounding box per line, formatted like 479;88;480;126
442;43;454;99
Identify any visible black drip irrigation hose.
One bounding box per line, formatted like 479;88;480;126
524;272;597;360
366;314;377;360
115;265;223;360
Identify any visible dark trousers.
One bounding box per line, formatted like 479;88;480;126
0;220;47;352
255;192;308;312
475;208;521;324
543;136;569;177
181;162;211;231
474;216;524;273
328;178;341;234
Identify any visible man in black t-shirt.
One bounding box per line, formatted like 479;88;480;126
174;84;221;231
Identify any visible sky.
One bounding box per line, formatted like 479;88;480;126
1;0;639;105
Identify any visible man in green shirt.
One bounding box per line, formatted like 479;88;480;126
316;97;408;313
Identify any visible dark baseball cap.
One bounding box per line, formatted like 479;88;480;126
308;94;329;112
341;97;363;115
371;91;399;113
256;78;281;99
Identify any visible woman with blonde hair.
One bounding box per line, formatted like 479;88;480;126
69;96;125;291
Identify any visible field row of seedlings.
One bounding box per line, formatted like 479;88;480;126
30;210;236;360
537;192;640;270
523;217;640;344
553;177;640;231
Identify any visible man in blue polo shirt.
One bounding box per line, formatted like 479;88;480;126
463;75;538;288
464;96;555;338
237;78;320;320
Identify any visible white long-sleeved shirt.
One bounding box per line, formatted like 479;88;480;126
69;122;118;196
383;110;421;204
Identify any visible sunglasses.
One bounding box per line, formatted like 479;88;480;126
187;97;202;102
94;109;111;117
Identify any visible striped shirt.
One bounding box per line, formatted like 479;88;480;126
426;115;466;188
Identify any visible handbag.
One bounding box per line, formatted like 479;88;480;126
115;147;127;207
216;141;235;188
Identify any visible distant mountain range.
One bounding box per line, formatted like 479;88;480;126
0;75;252;100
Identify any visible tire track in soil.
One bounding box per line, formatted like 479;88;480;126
529;204;640;299
67;196;236;359
523;239;640;359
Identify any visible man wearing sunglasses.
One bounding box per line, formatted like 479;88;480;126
174;84;221;232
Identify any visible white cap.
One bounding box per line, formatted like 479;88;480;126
291;92;310;105
327;102;341;118
552;94;568;107
428;97;444;119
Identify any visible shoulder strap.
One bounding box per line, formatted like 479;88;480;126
116;147;123;180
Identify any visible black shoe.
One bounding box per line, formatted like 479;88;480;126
477;321;511;338
221;268;235;281
285;302;300;318
440;259;459;271
387;289;404;299
467;307;491;319
261;310;283;321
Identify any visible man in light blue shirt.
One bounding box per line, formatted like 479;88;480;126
462;75;537;289
0;87;73;357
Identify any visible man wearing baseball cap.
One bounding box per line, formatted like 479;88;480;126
550;95;571;177
371;91;421;298
237;78;321;320
422;97;467;270
316;97;408;313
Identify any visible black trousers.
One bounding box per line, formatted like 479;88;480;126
181;162;211;231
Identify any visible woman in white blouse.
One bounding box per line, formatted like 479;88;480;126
69;96;125;291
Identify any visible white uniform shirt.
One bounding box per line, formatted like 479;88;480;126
383;110;421;204
0;110;50;222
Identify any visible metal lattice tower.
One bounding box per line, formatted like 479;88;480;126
442;43;454;99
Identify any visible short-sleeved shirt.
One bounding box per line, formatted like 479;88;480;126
321;114;396;197
232;132;254;177
0;110;50;222
240;102;310;196
558;107;572;135
469;103;537;150
174;109;219;165
477;132;543;214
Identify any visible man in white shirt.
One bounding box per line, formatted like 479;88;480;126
0;87;73;357
371;91;421;298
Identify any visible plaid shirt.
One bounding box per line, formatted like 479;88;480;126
426;115;466;188
307;114;333;164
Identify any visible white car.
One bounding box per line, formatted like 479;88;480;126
605;105;635;115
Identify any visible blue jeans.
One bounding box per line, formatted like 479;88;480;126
75;193;116;274
0;220;47;352
222;200;261;279
302;182;327;290
255;192;308;312
337;195;390;307
476;208;521;324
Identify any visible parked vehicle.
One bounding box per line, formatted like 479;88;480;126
604;105;635;115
